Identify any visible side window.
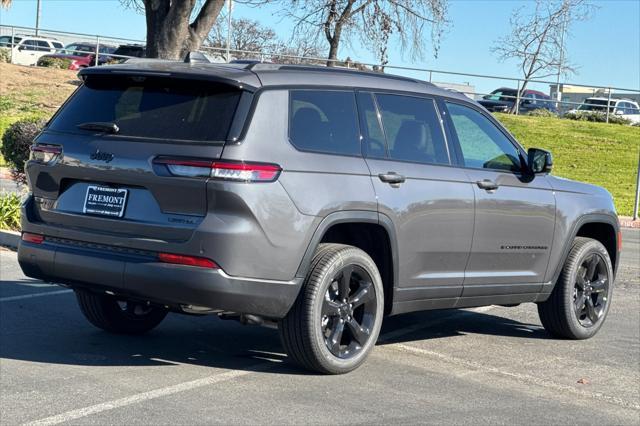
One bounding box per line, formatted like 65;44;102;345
21;40;38;51
52;42;64;49
375;94;449;165
355;92;386;158
289;90;360;156
446;102;523;173
36;41;51;51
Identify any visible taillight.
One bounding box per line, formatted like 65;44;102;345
30;145;62;164
21;232;44;244
211;161;281;182
158;252;218;269
154;158;281;183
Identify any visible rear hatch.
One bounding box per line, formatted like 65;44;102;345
27;66;256;242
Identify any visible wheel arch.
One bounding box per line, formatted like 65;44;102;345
549;213;620;289
295;211;398;315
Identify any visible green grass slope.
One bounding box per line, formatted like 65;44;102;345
496;114;639;216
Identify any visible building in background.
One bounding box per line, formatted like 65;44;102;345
550;84;640;113
433;81;475;99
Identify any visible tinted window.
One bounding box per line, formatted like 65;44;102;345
36;41;50;51
289;90;360;156
21;40;38;51
446;102;522;172
48;75;241;142
356;92;386;158
375;94;449;165
52;42;64;49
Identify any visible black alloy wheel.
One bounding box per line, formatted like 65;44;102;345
321;264;377;359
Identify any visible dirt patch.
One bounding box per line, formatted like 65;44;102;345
0;63;79;114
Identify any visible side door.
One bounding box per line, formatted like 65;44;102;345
13;39;39;65
356;91;474;310
442;100;556;297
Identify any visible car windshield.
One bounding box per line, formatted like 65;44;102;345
484;90;518;102
57;44;94;56
47;75;242;142
578;99;614;112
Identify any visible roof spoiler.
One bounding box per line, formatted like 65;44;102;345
184;51;210;64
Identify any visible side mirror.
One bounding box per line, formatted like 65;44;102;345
528;148;553;174
614;109;624;116
17;45;25;51
521;99;532;105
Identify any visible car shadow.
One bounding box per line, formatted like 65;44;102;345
0;293;549;374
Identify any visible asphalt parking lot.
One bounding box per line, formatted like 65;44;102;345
1;229;638;425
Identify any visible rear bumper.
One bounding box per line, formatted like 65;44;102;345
18;238;302;319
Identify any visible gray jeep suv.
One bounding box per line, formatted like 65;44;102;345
18;60;620;374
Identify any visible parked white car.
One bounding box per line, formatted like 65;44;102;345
569;97;640;124
10;37;64;66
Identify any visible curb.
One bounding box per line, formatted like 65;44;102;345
619;217;640;229
0;229;20;249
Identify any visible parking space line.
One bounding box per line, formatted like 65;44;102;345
24;362;276;426
385;343;640;411
0;289;72;302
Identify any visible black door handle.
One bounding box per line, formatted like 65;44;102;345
476;179;499;191
378;172;406;185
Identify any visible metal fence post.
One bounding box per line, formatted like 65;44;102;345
428;71;432;82
95;36;100;66
9;26;15;64
606;88;612;123
633;150;640;220
515;80;521;115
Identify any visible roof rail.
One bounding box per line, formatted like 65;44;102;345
184;51;210;64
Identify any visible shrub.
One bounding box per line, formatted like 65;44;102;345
37;57;72;69
0;192;22;231
0;117;47;184
0;48;10;63
563;111;631;125
526;108;557;118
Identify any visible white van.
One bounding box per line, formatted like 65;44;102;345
10;37;64;66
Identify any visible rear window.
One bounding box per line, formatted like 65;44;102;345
48;75;241;142
289;90;360;156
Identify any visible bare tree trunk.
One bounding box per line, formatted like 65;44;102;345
143;0;224;60
327;39;339;67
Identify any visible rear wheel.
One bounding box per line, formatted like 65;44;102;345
280;244;384;374
538;237;613;339
76;290;168;335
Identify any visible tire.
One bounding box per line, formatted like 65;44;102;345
76;290;168;335
538;237;614;339
280;243;384;374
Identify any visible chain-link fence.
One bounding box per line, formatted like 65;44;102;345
1;24;639;218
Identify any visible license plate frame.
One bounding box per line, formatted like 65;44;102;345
83;185;128;218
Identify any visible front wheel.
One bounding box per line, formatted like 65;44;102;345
76;290;168;335
538;237;614;339
280;244;384;374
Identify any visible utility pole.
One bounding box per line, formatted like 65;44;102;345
35;0;42;36
555;3;568;108
226;0;232;62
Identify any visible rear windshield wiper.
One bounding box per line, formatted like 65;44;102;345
76;122;120;134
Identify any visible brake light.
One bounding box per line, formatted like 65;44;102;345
154;158;281;182
158;252;218;269
21;233;44;244
30;145;62;164
211;161;281;182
